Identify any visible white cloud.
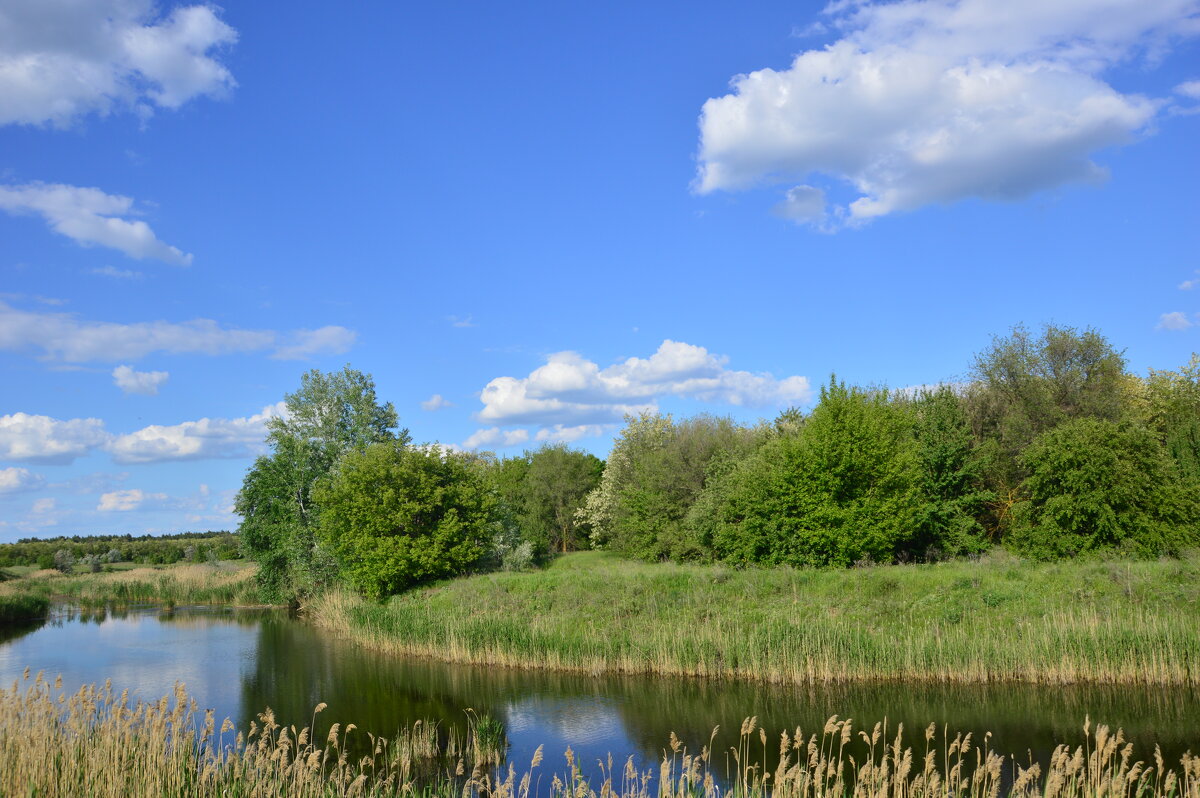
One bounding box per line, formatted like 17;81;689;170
1157;311;1195;331
0;0;237;127
462;427;531;450
271;326;357;360
0;466;45;494
91;265;143;280
695;0;1196;225
97;488;169;512
0;300;355;363
1179;271;1199;290
447;315;476;328
1177;80;1200;99
106;402;285;464
534;424;609;444
421;394;454;411
477;340;811;427
773;185;828;227
0;182;192;264
0;412;108;464
113;364;169;395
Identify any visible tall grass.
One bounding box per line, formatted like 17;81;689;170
1;672;1196;798
0;593;49;624
309;551;1200;685
0;562;261;608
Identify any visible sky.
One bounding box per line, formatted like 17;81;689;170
0;0;1198;541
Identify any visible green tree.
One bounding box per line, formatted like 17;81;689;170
236;367;406;603
704;379;923;567
313;443;493;599
1009;418;1200;558
1144;354;1200;481
966;323;1130;532
521;444;604;554
579;413;760;561
908;387;992;556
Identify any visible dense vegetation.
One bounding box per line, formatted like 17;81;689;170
234;325;1200;605
0;531;239;570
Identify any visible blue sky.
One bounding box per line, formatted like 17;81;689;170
1;0;1198;540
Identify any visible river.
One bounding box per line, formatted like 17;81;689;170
1;604;1196;782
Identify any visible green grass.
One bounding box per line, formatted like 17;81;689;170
312;550;1200;685
0;562;262;608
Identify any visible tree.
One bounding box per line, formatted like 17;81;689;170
908;387;992;556
1144;354;1200;482
313;443;494;599
966;323;1130;532
703;379;924;567
579;413;760;561
1010;418;1199;558
236;366;407;603
521;444;604;554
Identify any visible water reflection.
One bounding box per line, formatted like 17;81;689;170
0;605;1196;785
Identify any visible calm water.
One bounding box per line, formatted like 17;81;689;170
1;605;1197;781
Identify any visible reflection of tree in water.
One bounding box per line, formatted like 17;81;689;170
0;617;46;646
235;614;1200;777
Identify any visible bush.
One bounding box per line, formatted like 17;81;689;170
1009;418;1200;558
314;443;495;599
702;379;924;567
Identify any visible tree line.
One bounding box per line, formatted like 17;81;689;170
0;532;240;570
235;324;1200;603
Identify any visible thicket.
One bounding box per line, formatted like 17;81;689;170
0;532;239;569
581;325;1200;565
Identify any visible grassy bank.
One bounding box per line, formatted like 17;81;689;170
0;562;261;608
310;551;1200;686
0;593;49;624
2;672;1197;798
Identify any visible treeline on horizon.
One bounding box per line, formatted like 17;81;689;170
229;322;1200;604
0;531;240;570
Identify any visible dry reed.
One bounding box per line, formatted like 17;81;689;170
1;672;1196;798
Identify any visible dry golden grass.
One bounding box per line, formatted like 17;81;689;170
0;562;261;607
1;672;1196;798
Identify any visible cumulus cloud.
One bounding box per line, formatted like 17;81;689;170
695;0;1197;225
0;403;285;466
0;466;45;494
476;340;811;428
0;182;192;264
113;364;169;395
1177;80;1200;99
1157;311;1195;331
0;0;237;127
462;427;531;450
1178;270;1199;290
97;488;168;512
773;185;828;227
0;412;108;464
271;326;357;360
421;394;454;411
106;402;286;464
0;300;356;363
534;424;609;444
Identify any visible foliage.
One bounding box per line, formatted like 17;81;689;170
580;413;761;561
1144;353;1200;481
907;387;993;557
701;379;923;567
1009;418;1200;558
313;442;494;599
490;444;603;559
236;366;407;603
0;532;236;569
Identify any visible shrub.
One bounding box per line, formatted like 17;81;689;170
314;442;494;599
1009;418;1200;558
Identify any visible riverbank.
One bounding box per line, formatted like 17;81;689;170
310;550;1200;686
0;594;49;624
0;562;260;609
2;671;1198;798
